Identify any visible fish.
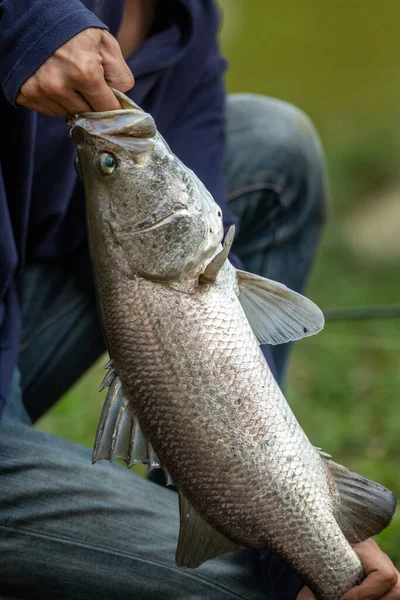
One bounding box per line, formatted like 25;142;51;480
70;90;396;600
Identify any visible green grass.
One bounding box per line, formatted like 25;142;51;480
37;0;400;566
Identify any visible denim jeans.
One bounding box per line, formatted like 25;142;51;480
0;94;328;599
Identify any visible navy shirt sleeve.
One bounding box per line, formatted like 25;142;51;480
0;0;108;105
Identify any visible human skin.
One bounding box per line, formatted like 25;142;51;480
297;540;400;600
16;0;156;116
17;28;134;116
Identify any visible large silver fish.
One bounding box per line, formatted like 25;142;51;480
70;90;396;600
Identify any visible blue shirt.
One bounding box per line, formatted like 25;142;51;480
0;0;238;414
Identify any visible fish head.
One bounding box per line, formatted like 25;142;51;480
70;90;223;281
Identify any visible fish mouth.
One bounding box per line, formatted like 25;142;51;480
68;89;156;152
119;209;190;234
68;88;148;124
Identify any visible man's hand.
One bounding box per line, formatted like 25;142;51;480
297;539;400;600
17;28;134;117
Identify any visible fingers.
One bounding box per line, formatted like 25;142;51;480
56;91;93;114
342;570;399;600
16;28;134;117
104;65;135;92
380;579;400;600
48;41;122;112
297;586;317;599
342;540;399;600
17;92;67;117
78;74;122;112
99;31;135;92
18;77;94;117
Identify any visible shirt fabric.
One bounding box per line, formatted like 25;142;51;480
0;0;249;415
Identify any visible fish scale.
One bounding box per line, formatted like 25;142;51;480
71;92;395;600
96;262;362;598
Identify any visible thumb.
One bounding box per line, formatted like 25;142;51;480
297;586;317;600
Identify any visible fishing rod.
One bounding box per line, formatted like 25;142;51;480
323;305;400;321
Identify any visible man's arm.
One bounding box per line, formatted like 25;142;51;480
0;0;133;114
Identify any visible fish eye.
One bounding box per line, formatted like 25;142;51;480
97;153;117;175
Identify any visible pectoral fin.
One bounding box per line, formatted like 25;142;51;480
236;270;325;345
176;492;239;568
199;226;235;284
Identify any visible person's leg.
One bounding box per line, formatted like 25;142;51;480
224;93;329;386
17;264;105;422
0;391;263;599
0;265;264;600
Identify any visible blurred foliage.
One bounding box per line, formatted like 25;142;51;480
38;1;400;566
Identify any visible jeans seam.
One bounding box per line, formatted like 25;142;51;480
0;523;250;600
19;296;87;352
227;182;283;202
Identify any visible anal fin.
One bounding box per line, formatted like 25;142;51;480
176;492;239;568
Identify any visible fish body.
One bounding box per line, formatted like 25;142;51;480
71;92;396;600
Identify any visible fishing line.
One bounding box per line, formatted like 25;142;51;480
323;305;400;321
303;332;400;351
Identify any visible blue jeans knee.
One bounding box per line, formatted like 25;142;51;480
224;93;329;384
225;93;328;261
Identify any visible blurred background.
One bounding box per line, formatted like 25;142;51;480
37;1;400;564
